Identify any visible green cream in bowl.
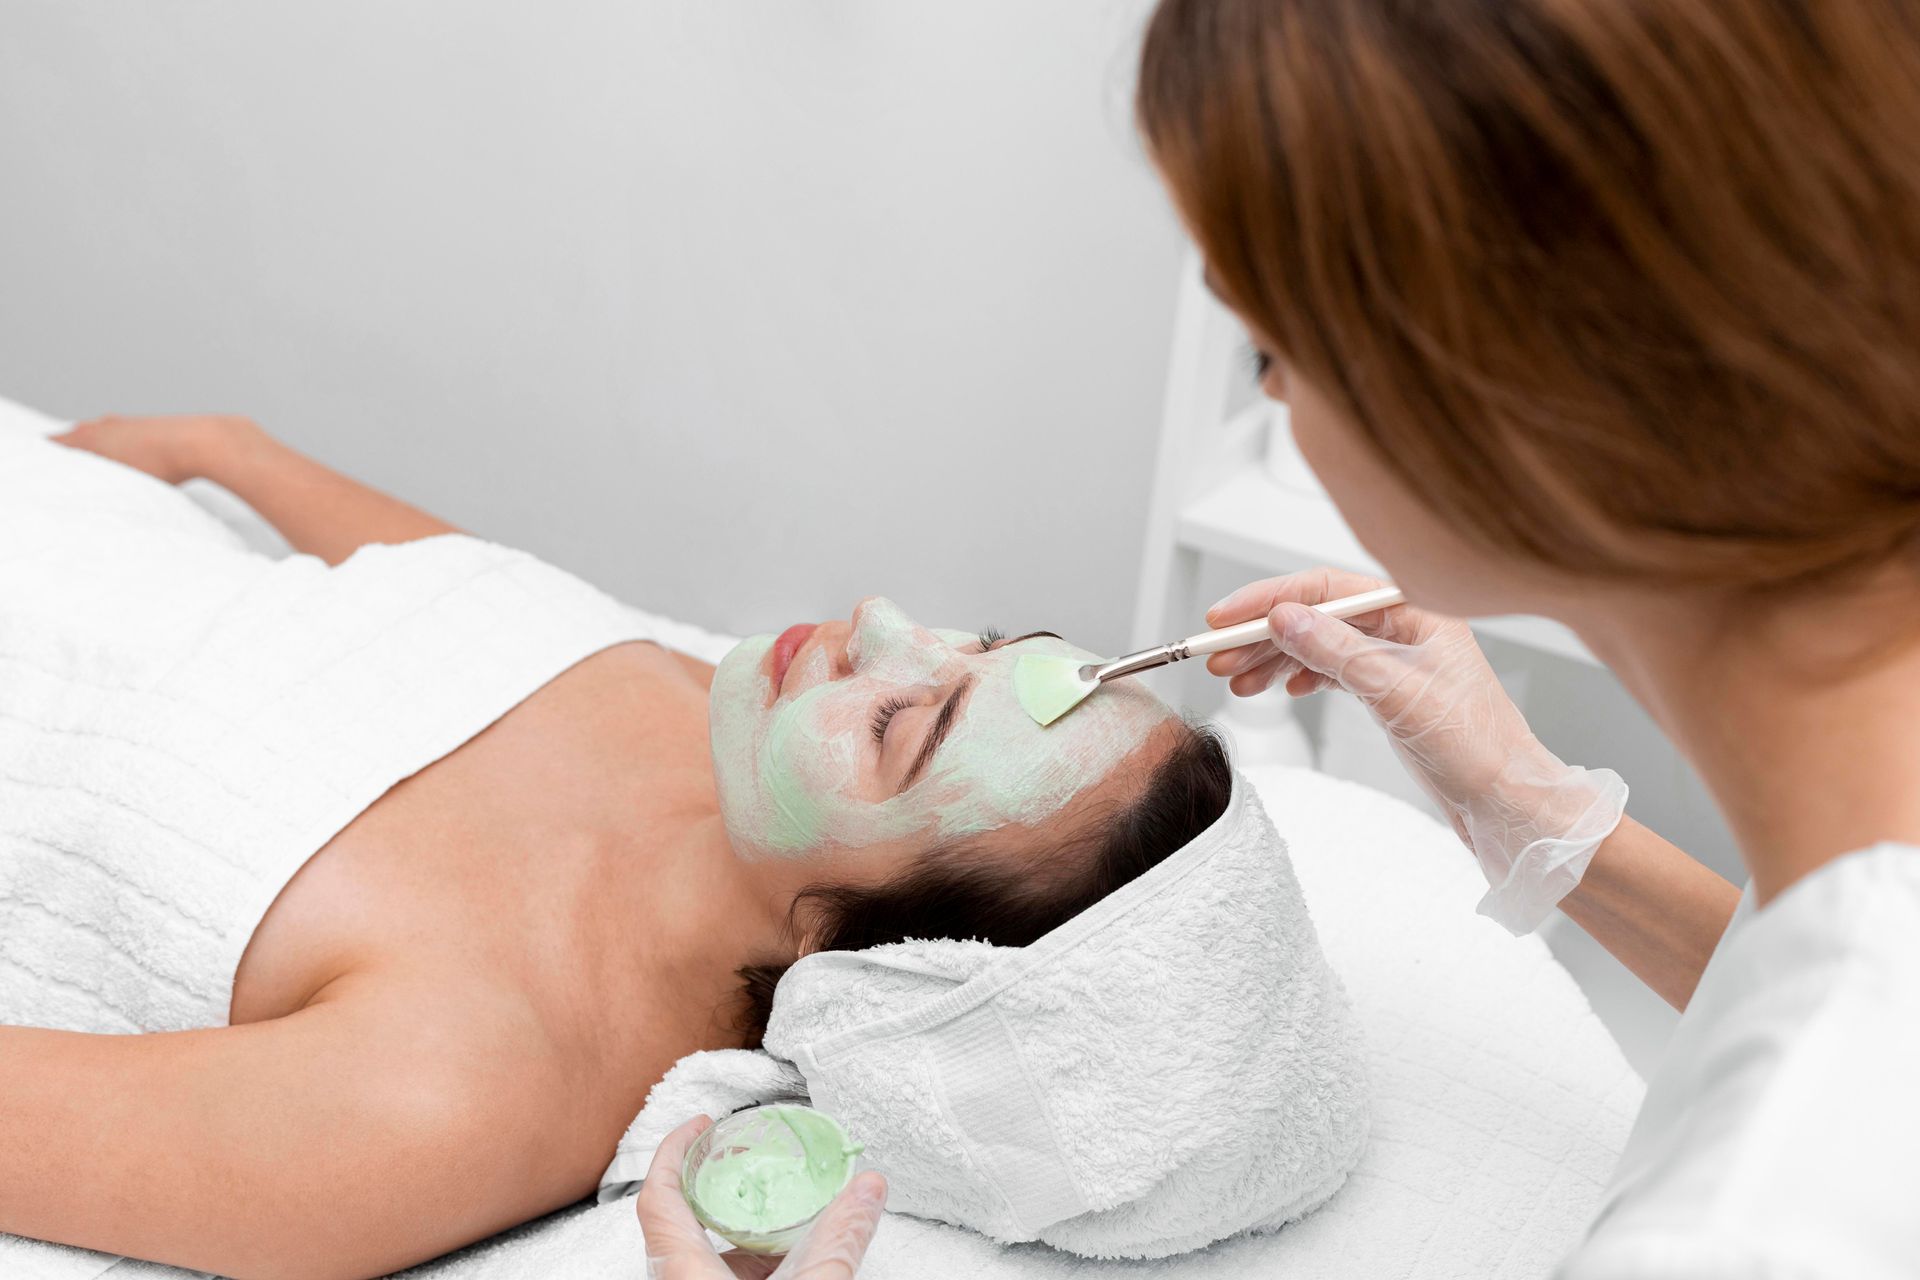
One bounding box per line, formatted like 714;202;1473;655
682;1105;864;1253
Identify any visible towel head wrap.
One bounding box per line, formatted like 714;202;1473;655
756;770;1370;1259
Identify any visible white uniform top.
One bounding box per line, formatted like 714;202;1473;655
1560;843;1920;1279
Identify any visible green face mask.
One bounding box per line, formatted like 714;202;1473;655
708;598;1175;859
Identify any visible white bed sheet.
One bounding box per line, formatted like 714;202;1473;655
1;397;1641;1278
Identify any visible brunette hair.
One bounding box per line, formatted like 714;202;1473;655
734;722;1232;1046
1138;0;1920;596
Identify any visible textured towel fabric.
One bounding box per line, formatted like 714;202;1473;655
608;765;1645;1280
606;773;1374;1260
2;397;1642;1277
0;407;666;1277
601;1048;813;1196
0;428;660;1034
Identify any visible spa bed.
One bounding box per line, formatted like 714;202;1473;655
0;397;1641;1279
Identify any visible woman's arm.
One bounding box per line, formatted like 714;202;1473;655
0;986;584;1280
1555;815;1741;1010
1208;567;1741;1010
54;415;461;565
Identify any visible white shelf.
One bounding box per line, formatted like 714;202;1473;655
1176;458;1597;667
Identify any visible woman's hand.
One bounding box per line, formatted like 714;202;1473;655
638;1115;887;1280
51;414;259;485
1206;567;1535;804
56;414;460;566
1207;567;1628;934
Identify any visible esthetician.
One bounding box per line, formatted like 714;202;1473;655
644;0;1918;1276
1138;0;1919;1275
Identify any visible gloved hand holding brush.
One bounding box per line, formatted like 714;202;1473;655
1208;567;1627;935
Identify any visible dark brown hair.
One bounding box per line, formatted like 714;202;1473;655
1138;0;1920;596
734;722;1232;1046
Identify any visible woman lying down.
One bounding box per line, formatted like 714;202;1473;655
0;414;1367;1279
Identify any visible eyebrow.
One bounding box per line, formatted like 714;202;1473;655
900;675;976;792
996;630;1060;648
894;631;1060;793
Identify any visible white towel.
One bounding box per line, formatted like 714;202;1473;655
606;764;1644;1280
0;399;667;1277
5;706;1642;1280
606;772;1372;1260
0;440;659;1035
1;397;1641;1278
601;1049;812;1192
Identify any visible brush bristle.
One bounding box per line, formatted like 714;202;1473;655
1014;653;1095;726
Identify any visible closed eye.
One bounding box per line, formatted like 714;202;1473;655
977;629;1061;653
875;629;1063;785
900;676;975;792
869;693;913;743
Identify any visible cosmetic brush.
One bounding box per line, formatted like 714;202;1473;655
1015;585;1406;727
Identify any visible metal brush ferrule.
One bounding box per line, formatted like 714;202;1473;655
1089;643;1184;684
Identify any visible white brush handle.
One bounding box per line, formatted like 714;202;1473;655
1180;586;1406;658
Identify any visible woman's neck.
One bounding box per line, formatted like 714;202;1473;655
1564;578;1920;905
609;812;810;1034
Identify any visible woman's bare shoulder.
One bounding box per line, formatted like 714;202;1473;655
0;975;599;1279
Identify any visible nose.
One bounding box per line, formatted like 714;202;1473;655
846;596;939;675
794;599;910;684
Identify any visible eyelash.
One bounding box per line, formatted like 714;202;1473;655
1243;342;1272;385
870;693;913;744
871;626;1003;746
872;627;999;745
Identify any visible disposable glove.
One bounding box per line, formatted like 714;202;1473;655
639;1114;887;1280
1208;567;1627;934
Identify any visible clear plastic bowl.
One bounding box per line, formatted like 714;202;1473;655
680;1104;860;1254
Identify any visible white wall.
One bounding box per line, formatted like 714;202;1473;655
0;0;1182;652
1;1;1744;1072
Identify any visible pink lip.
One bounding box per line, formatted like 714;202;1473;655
769;623;818;696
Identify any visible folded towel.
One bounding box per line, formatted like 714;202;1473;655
2;398;1636;1278
600;1049;811;1197
0;459;659;1036
0;399;668;1276
605;772;1371;1259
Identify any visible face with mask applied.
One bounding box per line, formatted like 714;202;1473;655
708;597;1178;863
